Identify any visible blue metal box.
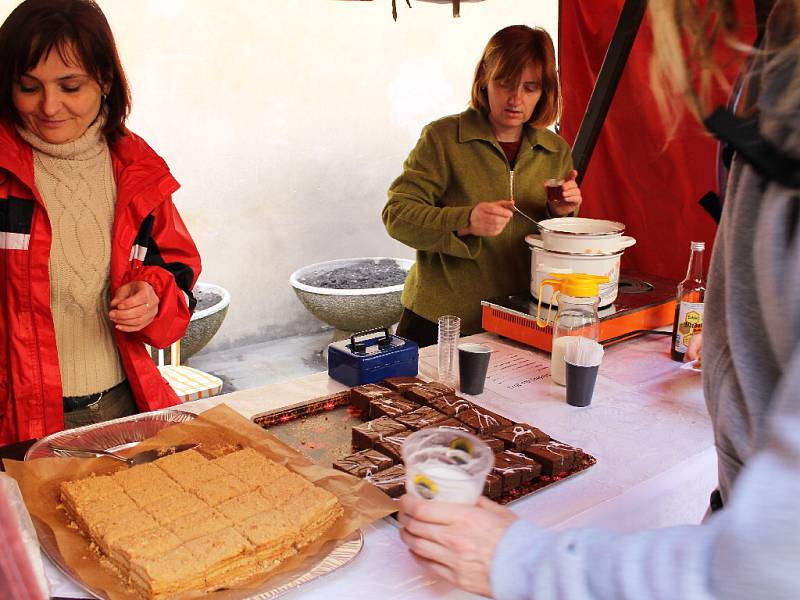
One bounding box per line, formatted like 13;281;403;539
328;328;419;387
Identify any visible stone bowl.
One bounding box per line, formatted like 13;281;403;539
181;282;231;359
289;257;413;333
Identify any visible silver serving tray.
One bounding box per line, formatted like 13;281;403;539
25;410;364;598
24;409;197;459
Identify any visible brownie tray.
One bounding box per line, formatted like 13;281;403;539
252;385;596;506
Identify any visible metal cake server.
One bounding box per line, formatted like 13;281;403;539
48;442;199;466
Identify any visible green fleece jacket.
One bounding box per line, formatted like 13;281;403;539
382;108;573;334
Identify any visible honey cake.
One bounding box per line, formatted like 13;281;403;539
110;528;183;570
168;506;233;543
216;490;275;522
60;475;137;531
154;449;226;489
141;491;206;525
192;474;253;506
283;486;342;541
212;447;288;487
183;529;256;589
127;544;200;599
89;509;160;554
239;508;300;560
60;474;123;506
259;471;314;506
184;529;255;589
111;463;182;506
59;447;344;599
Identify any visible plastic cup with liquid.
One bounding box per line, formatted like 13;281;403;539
402;428;494;504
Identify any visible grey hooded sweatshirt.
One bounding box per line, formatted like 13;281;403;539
491;6;800;599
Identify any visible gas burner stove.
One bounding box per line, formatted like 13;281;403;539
481;273;678;352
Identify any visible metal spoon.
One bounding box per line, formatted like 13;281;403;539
509;171;547;231
511;204;547;230
49;442;199;466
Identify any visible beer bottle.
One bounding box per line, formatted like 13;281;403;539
671;241;706;361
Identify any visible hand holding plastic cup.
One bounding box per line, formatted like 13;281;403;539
458;343;492;395
402;428;494;504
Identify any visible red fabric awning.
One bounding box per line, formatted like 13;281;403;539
558;1;755;279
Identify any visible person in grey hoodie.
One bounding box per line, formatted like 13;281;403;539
397;2;800;598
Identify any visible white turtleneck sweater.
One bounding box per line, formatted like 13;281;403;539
17;117;125;396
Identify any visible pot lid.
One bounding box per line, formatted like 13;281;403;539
524;235;626;256
537;217;625;236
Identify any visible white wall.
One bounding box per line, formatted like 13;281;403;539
1;0;558;350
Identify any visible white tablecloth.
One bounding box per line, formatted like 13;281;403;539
46;332;716;599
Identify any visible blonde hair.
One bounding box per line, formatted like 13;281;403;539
470;25;561;128
649;0;800;126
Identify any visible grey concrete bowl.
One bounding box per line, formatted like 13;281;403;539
181;282;231;359
289;257;413;333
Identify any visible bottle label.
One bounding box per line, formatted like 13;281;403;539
674;301;704;353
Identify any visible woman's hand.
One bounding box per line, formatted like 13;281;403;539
457;200;514;237
548;169;582;217
397;493;518;597
109;281;159;332
686;333;703;365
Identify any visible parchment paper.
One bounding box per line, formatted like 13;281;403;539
4;404;398;599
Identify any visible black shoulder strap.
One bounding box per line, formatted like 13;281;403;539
704;107;800;189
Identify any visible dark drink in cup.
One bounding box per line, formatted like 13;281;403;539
545;178;565;202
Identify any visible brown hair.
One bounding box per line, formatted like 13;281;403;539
470;25;561;128
0;0;131;143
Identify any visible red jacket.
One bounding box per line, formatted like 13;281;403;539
0;122;202;445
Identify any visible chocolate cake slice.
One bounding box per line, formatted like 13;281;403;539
429;394;474;417
368;394;421;419
455;406;512;434
351;416;407;450
374;430;414;463
396;406;448;431
493;450;542;492
382;376;427;391
350;383;394;414
478;435;506;454
482;473;503;499
332;449;393;478
404;382;454;405
435;418;476;433
365;464;407;498
495;424;550;450
523;440;579;475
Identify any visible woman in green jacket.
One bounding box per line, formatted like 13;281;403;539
383;25;581;346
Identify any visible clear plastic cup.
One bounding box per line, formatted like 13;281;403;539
437;315;460;386
402;428;494;504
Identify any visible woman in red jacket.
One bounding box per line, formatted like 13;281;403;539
0;0;202;444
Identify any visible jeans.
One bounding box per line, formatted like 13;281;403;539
63;381;138;429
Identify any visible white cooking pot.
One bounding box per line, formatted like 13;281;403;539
538;217;636;254
525;236;623;306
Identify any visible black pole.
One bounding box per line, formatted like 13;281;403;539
570;0;647;184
